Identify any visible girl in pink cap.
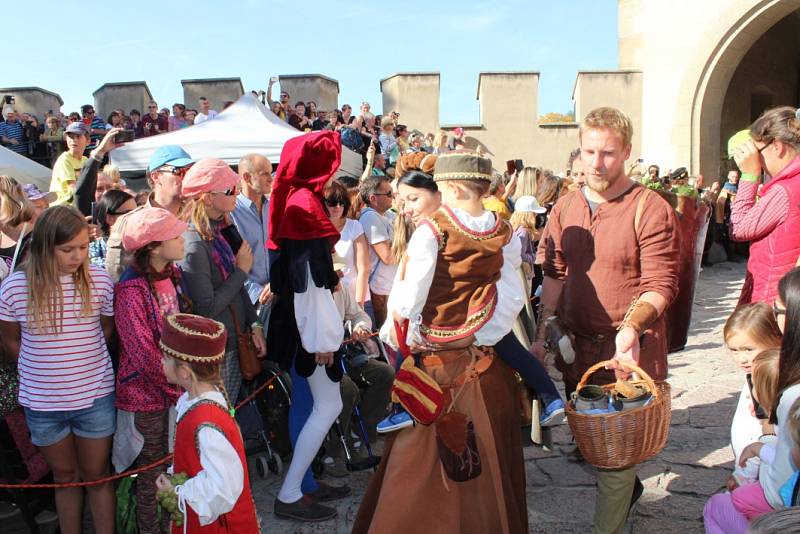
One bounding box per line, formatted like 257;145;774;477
114;206;191;534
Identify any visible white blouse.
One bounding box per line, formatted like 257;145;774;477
333;218;369;300
380;207;523;348
174;391;243;527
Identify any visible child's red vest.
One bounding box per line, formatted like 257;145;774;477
173;400;259;534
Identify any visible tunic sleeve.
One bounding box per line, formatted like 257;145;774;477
542;195;570;280
636;195;680;304
474;230;524;346
175;426;244;526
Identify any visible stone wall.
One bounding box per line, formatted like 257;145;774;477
181;78;244;113
93;82;154;118
0;87;63;119
278;75;339;111
381;73;440;136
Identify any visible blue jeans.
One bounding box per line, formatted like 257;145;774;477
495;332;560;406
24;393;116;447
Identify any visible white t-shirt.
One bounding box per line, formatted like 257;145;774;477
359;207;397;295
0;265;115;411
333;218;368;301
194;110;219;124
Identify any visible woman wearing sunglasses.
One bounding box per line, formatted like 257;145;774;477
178;158;266;404
325;179;370;307
731;106;800;305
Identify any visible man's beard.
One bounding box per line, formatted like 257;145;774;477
586;173;613;192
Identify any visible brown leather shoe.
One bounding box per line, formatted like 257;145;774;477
274;495;336;522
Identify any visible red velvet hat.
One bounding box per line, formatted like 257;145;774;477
159;313;227;364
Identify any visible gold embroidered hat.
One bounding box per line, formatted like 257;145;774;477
159;313;227;364
432;150;492;182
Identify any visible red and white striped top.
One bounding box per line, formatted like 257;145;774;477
0;265;115;411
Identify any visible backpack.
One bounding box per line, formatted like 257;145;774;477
340;127;364;152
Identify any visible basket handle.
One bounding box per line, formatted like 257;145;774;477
576;359;660;401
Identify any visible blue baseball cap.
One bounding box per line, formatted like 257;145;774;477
147;145;194;172
64;122;89;136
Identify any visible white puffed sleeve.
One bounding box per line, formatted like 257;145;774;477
294;263;345;353
378;223;438;348
175;427;244;525
474;231;524;346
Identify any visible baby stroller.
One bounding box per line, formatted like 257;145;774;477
236;361;293;481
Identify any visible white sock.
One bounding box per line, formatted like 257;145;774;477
277;365;343;503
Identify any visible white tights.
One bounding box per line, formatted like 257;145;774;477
277;364;343;503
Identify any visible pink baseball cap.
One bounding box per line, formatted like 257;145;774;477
181;158;240;199
121;207;188;252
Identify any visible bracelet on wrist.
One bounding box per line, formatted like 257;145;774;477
740;172;759;183
250;321;263;331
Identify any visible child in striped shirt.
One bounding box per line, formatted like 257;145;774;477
0;206;116;534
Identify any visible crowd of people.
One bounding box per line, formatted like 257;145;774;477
1;92;800;534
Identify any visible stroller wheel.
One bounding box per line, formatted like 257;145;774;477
254;454;270;479
268;455;284;476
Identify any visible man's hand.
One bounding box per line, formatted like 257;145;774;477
315;351;334;367
258;283;273;306
530;341;547;363
85;217;101;241
725;475;739;492
251;328;266;358
9;138;19;145
93;128;124;158
155;474;174;493
606;326;640;379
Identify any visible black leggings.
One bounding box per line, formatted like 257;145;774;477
495;332;560;406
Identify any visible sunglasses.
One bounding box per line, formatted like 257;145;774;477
213;186;238;196
108;208;133;216
773;303;786;316
373;191;394;198
758;140;773;154
148;106;158;109
158;165;190;176
325;198;346;207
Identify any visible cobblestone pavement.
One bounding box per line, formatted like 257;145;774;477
248;261;745;533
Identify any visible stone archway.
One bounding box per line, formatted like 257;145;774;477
690;0;800;179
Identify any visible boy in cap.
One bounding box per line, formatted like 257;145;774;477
49;122;89;205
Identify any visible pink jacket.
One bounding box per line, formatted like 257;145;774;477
114;273;180;412
741;157;800;304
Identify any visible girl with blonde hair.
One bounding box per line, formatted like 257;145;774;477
512;166;540;201
0;175;37;270
0;206;117;534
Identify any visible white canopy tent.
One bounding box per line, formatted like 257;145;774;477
111;94;362;178
0;146;51;191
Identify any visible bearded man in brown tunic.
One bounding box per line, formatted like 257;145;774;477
533;107;680;534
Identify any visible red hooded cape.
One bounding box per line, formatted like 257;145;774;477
267;131;342;250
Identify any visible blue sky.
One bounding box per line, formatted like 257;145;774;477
4;0;617;123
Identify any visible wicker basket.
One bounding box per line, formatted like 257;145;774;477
565;360;671;469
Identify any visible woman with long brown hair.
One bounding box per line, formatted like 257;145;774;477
0;176;36;270
0;206;117;534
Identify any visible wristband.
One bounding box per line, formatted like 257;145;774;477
250;321;263;331
740;173;759;183
618;299;659;334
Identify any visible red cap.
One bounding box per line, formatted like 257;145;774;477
159;313;227;364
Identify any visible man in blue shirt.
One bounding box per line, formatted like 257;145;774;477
230;153;273;313
0;110;26;154
81;104;106;150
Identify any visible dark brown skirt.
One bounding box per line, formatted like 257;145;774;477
352;347;528;534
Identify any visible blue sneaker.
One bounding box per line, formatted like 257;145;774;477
540;399;566;427
377;409;414;434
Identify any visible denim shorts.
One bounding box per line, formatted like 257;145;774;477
24;394;116;447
